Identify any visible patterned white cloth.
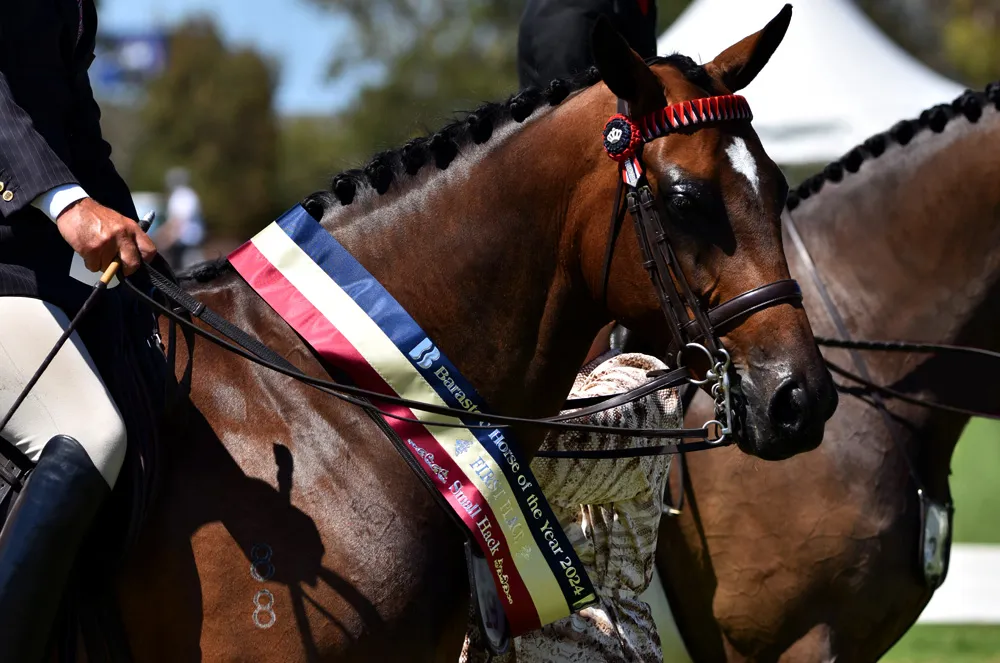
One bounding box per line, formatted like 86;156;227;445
462;351;680;663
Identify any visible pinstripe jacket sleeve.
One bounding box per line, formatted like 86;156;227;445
0;69;79;219
0;0;136;222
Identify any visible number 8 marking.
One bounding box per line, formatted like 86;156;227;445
253;589;276;629
250;543;275;582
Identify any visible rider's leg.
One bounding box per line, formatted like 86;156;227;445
0;297;127;483
0;297;127;660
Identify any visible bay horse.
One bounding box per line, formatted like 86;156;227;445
655;85;1000;662
106;12;836;662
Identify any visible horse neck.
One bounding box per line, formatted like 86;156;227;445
793;107;1000;493
318;96;612;455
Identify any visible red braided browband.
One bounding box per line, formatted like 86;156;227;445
603;94;753;182
638;94;751;141
604;94;753;186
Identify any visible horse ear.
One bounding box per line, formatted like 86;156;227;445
591;17;664;105
707;3;792;92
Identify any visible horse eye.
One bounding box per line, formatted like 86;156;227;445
668;193;695;215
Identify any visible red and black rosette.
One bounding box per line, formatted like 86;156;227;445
602;114;642;162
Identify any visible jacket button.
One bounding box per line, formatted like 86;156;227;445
2;191;12;202
0;182;5;192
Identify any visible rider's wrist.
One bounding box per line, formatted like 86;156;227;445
32;185;90;222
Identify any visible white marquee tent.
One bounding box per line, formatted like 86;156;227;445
657;0;966;164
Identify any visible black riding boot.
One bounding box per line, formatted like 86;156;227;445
0;435;110;662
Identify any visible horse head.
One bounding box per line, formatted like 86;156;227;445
578;6;837;459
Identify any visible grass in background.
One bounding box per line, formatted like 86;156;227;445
884;418;1000;661
950;418;1000;544
883;625;1000;662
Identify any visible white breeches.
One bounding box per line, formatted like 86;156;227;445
0;297;126;487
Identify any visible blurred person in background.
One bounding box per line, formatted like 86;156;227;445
518;0;658;89
0;0;164;659
158;167;205;269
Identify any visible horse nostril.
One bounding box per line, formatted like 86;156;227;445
769;378;810;434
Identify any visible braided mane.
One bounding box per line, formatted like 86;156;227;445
786;81;1000;211
301;74;597;215
180;55;712;284
301;54;709;217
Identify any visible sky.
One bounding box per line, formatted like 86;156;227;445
101;0;356;115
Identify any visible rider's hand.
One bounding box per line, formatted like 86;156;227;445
55;197;157;275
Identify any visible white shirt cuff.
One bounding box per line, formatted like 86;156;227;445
31;184;89;222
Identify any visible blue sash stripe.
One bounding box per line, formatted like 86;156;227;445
275;206;597;610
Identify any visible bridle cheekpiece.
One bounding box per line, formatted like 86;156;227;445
598;92;799;445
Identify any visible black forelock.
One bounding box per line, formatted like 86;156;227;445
647;53;716;93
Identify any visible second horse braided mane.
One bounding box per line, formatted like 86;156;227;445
787;80;1000;210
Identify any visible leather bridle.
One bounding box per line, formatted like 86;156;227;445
581;94;804;450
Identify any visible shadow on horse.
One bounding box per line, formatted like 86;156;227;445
79;11;836;661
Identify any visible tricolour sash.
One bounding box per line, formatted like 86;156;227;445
229;205;597;635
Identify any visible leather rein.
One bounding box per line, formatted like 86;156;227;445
146;95;804;459
785;213;1000;423
0;94;809;485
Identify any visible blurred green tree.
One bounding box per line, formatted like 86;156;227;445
940;0;1000;87
129;19;280;239
656;0;691;34
303;0;522;166
858;0;1000;87
277;115;351;200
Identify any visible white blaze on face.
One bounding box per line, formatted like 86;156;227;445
726;137;760;196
